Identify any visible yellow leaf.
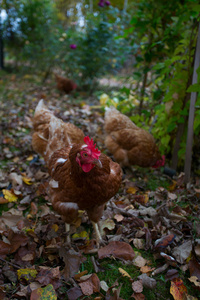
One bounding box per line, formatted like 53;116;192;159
32;284;57;299
17;268;37;281
2;190;18;202
127;187;138;194
118;267;131;278
143;192;149;204
168;180;177;192
170;278;187;300
22;176;33;185
52;224;59;232
13;157;20;163
100;93;109;106
72;230;90;241
27;155;34;161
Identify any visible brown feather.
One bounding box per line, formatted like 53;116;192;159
32;100;84;159
104;107;162;168
48;143;122;224
55;74;77;94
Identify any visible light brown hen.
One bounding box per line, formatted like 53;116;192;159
32;99;84;158
104;107;165;168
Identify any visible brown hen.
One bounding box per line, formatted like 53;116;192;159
55;74;77;94
104;107;165;168
32;99;84;158
32;101;122;246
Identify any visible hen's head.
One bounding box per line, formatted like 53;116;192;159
76;136;102;172
72;82;77;90
152;155;165;168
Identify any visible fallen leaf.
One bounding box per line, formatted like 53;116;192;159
188;276;200;287
131;293;145;300
67;287;83;300
74;270;88;280
22;175;33;185
2;189;18;202
79;273;100;296
17;268;37;281
133;238;145;250
8;172;23;186
133;256;147;268
127;187;138;194
118;267;131;278
165;269;179;281
140;266;155;274
154;234;176;251
170;278;187;300
30;284;57;300
59;247;84;280
114;214;124;222
99;219;115;236
188;256;200;280
100;280;109;292
72;230;90;241
132;280;143;293
30;202;38;215
138;274;156;289
0;197;9;204
98;241;135;261
168;180;177;192
27;155;34;161
172;240;192;264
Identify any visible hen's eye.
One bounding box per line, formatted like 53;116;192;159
83;153;88;157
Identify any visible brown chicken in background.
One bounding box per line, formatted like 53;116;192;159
104;106;165;168
55;73;77;94
32;99;84;158
32;101;122;246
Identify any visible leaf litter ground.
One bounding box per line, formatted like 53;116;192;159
0;73;200;300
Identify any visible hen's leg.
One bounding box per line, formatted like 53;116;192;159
91;221;105;248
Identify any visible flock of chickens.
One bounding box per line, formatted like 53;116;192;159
32;95;165;247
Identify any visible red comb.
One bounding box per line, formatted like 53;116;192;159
84;136;101;159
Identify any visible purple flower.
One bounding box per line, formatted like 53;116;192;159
70;44;77;49
98;0;105;7
105;1;110;5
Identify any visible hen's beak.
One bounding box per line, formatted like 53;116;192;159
92;159;102;168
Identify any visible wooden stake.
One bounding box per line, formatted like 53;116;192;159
184;22;200;183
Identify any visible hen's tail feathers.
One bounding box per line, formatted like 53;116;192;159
45;116;72;163
34;99;48;114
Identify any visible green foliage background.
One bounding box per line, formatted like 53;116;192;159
1;0;200;170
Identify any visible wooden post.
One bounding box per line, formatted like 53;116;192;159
0;10;4;70
184;22;200;183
